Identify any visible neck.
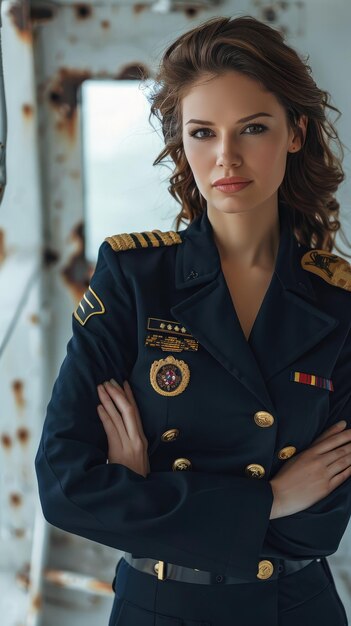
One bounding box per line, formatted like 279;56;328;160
207;201;280;271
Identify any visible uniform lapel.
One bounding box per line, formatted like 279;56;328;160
170;200;339;411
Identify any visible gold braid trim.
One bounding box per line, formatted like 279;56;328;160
105;230;182;251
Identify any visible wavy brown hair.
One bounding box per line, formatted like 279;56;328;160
143;14;350;257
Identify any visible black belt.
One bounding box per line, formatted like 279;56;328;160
123;552;318;585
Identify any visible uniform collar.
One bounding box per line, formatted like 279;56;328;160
175;199;317;302
171;199;339;421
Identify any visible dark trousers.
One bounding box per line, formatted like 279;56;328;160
109;556;348;626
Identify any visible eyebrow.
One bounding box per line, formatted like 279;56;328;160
185;112;273;125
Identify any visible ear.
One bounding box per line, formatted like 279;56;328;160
288;114;308;153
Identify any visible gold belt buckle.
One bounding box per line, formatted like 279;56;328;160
154;560;166;580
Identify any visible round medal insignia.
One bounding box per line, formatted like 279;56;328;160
150;355;190;396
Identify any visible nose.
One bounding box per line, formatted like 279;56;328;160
216;138;242;168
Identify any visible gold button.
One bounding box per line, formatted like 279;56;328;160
245;463;265;478
172;458;192;471
254;411;274;427
161;428;180;442
257;560;274;580
278;446;297;460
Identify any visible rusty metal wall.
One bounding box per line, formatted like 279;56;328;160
0;1;350;624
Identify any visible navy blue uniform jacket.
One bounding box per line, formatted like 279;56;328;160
35;200;351;584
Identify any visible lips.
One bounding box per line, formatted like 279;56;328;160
213;176;252;186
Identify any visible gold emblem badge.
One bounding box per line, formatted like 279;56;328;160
301;249;351;291
73;286;105;326
150;355;190;396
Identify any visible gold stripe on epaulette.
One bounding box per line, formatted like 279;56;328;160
105;230;182;251
301;249;351;292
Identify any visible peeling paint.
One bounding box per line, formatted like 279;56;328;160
12;380;25;409
8;0;32;44
48;68;92;141
61;222;93;302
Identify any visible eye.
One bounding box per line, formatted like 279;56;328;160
188;123;268;140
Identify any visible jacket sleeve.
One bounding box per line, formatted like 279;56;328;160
35;241;274;580
260;326;351;560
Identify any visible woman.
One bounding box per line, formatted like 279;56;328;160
35;14;351;626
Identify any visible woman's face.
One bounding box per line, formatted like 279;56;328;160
181;71;307;215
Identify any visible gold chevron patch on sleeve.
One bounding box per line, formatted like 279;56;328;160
301;249;351;292
73;286;105;326
105;230;182;251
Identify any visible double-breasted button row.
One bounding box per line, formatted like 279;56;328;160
257;559;274;579
278;446;297;459
172;458;192;471
161;428;180;442
254;411;274;427
245;463;265;478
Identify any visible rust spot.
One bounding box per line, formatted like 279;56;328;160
14;528;26;538
185;7;200;18
1;434;12;449
45;570;66;587
75;4;92;19
10;492;22;507
61;222;94;302
115;63;150;81
55;154;66;163
30;3;56;24
48;68;92;141
0;228;5;264
133;4;148;15
22;103;34;118
89;579;113;593
12;380;25;409
69;169;80;180
54;200;63;209
101;20;110;29
29;314;40;324
32;593;42;611
43;248;60;267
68;35;78;45
16;427;30;445
8;1;32;43
16;563;30;590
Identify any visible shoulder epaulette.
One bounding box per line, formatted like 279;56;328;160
105;229;182;252
301;249;351;292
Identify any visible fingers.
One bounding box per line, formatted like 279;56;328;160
311;420;347;446
312;424;351;455
97;404;123;447
97;384;128;435
315;420;347;443
121;380;148;445
98;381;141;443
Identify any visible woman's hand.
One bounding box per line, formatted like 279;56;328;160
97;378;150;478
270;420;351;519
